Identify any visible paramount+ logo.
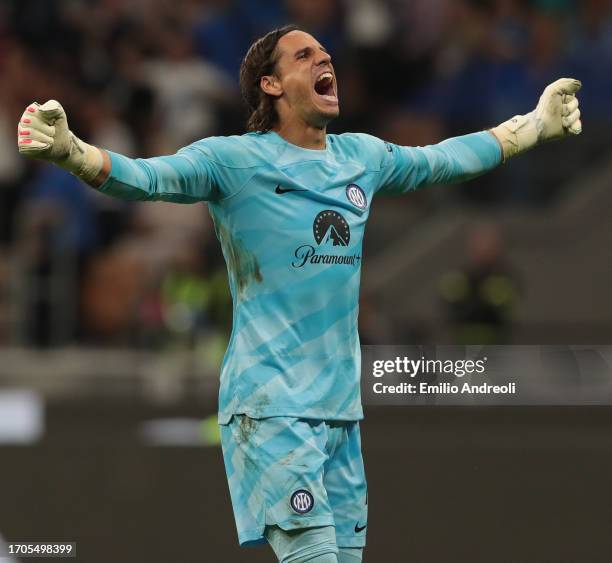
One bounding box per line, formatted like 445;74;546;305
292;210;361;268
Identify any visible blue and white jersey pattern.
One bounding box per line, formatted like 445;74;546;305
99;130;501;423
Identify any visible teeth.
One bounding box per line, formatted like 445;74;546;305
317;72;333;82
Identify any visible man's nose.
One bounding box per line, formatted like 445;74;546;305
316;51;332;66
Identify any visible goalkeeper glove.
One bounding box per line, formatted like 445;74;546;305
17;100;103;183
491;77;582;161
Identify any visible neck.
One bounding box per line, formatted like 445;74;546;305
273;118;327;150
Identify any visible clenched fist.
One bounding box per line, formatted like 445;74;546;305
491;78;582;161
533;77;582;139
18;100;103;182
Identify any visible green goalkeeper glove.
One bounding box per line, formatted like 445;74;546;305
490;77;582;161
17;100;103;182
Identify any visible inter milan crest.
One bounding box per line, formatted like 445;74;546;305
345;183;367;209
290;489;314;514
313;210;350;246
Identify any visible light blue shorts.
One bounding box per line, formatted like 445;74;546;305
220;416;368;548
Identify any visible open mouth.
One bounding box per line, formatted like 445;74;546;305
314;72;338;104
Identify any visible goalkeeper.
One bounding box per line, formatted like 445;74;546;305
18;26;581;563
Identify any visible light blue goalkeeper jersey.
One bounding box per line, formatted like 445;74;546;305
99;130;501;422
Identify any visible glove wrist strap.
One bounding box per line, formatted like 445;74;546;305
490;112;539;162
58;133;104;183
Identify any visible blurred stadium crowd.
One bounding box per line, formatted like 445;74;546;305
0;0;611;350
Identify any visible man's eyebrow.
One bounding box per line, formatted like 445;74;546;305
294;45;328;57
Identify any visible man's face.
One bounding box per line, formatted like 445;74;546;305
264;30;339;128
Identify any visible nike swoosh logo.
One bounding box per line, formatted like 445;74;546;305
275;185;307;194
354;523;367;533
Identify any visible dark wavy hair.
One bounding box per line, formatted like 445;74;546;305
240;25;299;133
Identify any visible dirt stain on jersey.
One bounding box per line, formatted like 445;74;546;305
280;451;296;466
253;393;270;417
216;223;262;295
236;416;259;444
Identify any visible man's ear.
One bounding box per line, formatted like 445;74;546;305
261;75;283;97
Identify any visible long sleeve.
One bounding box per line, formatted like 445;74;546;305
97;144;220;202
377;131;502;195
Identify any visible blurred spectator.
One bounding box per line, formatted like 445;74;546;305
159;242;231;348
566;0;612;129
191;0;258;83
438;222;521;344
15;165;99;346
142;23;236;151
81;247;148;344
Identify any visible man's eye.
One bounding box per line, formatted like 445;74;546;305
297;53;307;59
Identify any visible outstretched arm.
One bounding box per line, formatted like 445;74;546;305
381;131;503;194
378;77;582;195
17;100;219;202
